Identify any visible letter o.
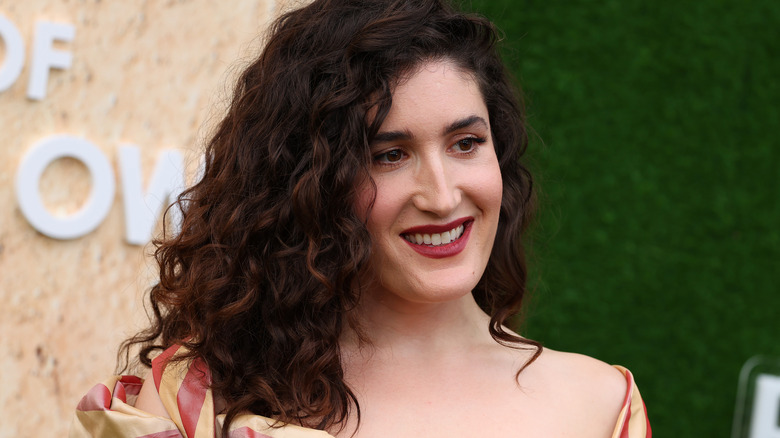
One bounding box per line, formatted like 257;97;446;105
0;14;25;92
15;136;116;240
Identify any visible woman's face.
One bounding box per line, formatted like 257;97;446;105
357;60;503;307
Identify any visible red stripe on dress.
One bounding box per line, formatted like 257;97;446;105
114;379;127;403
76;383;112;411
643;400;652;437
620;397;631;438
618;370;633;438
153;345;182;391
177;357;212;438
120;375;144;397
228;427;275;438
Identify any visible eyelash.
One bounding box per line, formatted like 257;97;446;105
453;136;486;154
372;149;406;165
372;136;487;166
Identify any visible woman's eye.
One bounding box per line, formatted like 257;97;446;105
374;149;405;163
454;137;484;153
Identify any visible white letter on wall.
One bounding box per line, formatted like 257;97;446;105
16;136;115;239
119;145;186;246
749;374;780;438
0;14;25;92
27;21;75;100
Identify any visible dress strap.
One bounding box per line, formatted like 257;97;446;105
611;365;652;438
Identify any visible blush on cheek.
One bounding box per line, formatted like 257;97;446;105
487;159;503;203
492;172;503;207
471;163;503;211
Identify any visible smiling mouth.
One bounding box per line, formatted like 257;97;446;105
401;222;468;247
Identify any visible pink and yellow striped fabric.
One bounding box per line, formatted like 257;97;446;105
71;345;650;437
70;344;331;438
611;366;652;438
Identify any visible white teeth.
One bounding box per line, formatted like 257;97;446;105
403;224;465;246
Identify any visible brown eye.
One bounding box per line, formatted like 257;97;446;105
452;136;486;154
455;138;476;152
374;149;405;163
386;150;403;162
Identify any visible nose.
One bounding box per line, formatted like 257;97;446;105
411;152;461;217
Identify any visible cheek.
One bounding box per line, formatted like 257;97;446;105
354;182;375;223
472;161;504;215
354;172;390;226
355;175;402;237
488;166;504;210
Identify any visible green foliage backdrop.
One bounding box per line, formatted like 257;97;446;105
466;0;780;436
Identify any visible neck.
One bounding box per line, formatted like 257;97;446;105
342;289;493;357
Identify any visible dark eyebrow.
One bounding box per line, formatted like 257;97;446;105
442;115;488;135
371;115;488;145
371;129;413;144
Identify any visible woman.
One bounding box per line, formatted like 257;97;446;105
72;0;650;437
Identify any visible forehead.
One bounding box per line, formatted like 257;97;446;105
379;60;488;131
392;60;481;99
395;58;478;87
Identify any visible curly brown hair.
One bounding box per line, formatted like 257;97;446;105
121;0;541;433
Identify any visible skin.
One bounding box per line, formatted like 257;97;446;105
135;60;628;437
354;61;504;311
337;60;627;437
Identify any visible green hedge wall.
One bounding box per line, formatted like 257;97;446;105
466;1;780;436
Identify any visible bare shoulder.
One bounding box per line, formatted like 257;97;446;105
540;348;625;385
524;348;627;433
135;369;171;419
536;348;626;402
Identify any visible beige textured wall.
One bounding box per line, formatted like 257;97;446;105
0;1;287;435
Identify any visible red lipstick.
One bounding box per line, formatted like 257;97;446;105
401;217;471;235
400;217;473;259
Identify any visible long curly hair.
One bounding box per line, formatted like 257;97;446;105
121;0;541;432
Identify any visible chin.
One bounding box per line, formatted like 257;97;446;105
387;272;483;305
